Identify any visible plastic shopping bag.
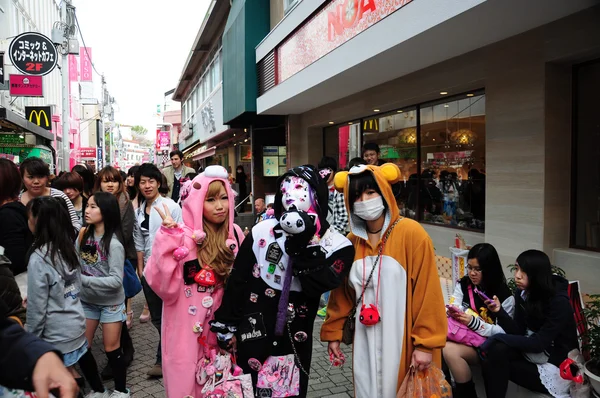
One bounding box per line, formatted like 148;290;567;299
397;365;452;398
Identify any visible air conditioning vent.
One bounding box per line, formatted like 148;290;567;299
257;51;277;96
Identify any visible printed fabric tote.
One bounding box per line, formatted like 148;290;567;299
256;354;301;398
196;349;253;398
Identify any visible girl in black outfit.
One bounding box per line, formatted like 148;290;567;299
480;249;578;398
235;165;247;212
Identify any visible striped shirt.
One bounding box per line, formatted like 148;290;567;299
20;188;81;233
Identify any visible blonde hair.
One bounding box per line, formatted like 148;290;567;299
198;181;235;278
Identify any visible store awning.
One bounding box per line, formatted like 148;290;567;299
192;146;216;161
0;107;54;141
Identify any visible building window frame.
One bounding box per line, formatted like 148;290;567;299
324;89;486;233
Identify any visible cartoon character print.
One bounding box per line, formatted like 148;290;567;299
256;355;300;397
80;238;108;277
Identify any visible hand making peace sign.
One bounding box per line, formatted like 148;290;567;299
155;203;179;229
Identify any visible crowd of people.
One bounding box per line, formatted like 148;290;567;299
0;145;583;398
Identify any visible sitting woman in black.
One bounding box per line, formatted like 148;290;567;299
480;249;578;398
443;243;513;398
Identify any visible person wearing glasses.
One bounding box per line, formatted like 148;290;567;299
442;243;513;398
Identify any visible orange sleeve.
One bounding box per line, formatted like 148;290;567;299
320;276;356;342
410;234;447;351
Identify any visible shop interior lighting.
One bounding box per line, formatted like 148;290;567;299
466;93;474;97
373;109;380;112
440;91;448;95
348;122;353;125
244;128;247;132
328;121;334;125
397;110;403;113
244;138;248;142
19;133;24;139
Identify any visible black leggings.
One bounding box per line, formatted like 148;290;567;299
77;349;105;392
481;340;549;398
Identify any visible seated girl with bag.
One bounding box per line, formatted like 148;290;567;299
442;243;513;398
479;250;579;398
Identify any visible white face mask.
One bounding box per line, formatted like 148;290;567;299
281;177;312;212
353;196;385;221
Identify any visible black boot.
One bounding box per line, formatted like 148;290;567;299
453;380;478;398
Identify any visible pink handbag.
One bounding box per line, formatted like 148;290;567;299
197;349;253;398
256;354;301;397
446;285;487;347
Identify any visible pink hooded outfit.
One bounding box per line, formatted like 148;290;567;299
144;165;244;398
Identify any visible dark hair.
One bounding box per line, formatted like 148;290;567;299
347;171;386;208
71;164;96;197
185;172;198;179
348;157;367;169
82;192;123;257
159;173;169;195
53;172;84;192
515;249;555;320
318;156;338;173
126;166;140;202
362;142;380;155
135;163;162;188
26;196;79;271
463;243;511;302
170;150;184;159
20;157;50;178
94;166;127;201
119;171;127;181
0;159;22;203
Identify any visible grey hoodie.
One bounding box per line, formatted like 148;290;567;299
25;246;87;354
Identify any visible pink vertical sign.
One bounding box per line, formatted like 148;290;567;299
80;47;93;81
68;54;78;82
338;125;349;169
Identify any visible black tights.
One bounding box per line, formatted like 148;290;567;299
106;347;127;393
481;340;548;398
77;350;105;392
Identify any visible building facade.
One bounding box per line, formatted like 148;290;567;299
256;0;600;292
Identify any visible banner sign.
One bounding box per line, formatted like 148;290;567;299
8;32;58;76
25;106;52;130
80;47;93;82
158;131;170;150
0;52;4;84
9;74;43;97
79;147;97;158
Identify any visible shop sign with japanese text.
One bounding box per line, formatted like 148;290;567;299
79;147;97;158
9;74;43;97
9;32;58;76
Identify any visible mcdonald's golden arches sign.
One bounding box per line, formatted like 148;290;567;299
25;106;52;130
363;118;379;133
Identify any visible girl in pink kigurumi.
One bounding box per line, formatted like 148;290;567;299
144;165;244;397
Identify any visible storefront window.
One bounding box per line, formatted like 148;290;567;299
322;90;486;232
419;93;486;230
324;122;361;170
573;60;600;251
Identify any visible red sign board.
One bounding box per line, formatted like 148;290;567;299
79;147;97;158
276;0;414;82
9;74;43;97
80;47;93;82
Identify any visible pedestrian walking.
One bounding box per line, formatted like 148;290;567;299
144;165;244;397
133;163;183;378
54;172;88;228
25;196;109;398
321;163;447;398
77;192;130;398
212;165;354;398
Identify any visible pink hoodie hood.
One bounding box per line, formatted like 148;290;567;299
181;165;240;254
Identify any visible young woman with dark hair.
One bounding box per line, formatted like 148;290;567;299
77;192;130;397
54;172;88;227
125;166;140;210
25;196;109;397
480;249;578;398
0;159;33;276
19;157;81;232
442;243;513;397
72;164;96;200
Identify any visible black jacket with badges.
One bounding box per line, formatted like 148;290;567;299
213;218;354;391
482;275;579;367
0;202;33;276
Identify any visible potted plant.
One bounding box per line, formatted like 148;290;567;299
584;294;600;394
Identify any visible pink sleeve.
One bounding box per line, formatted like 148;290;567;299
145;226;189;305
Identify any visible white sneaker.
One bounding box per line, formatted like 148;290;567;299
108;390;130;398
85;391;110;398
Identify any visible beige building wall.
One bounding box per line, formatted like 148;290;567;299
287;7;600;293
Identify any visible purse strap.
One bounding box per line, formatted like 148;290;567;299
467;284;477;311
348;217;402;319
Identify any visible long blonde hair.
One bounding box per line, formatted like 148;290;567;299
198;180;235;278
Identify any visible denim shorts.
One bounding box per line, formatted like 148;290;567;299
63;341;88;367
81;301;126;324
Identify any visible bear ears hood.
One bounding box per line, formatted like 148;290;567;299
333;163;402;239
181;165;237;248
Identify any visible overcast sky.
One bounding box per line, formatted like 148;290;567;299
74;0;211;137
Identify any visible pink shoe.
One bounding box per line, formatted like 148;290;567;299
139;305;150;323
